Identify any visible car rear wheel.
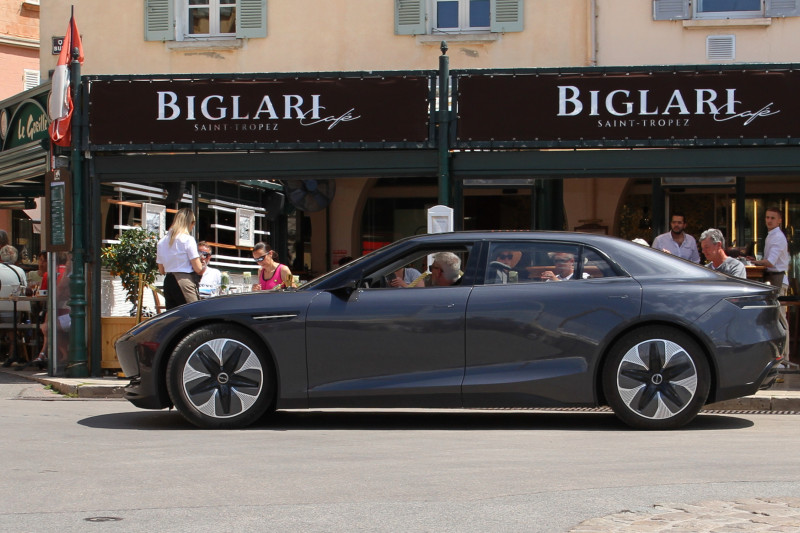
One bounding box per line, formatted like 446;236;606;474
166;324;275;429
602;327;710;430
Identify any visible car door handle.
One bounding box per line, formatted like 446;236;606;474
608;295;629;299
434;303;456;308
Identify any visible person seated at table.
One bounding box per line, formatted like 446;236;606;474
0;245;27;365
197;241;222;298
30;253;69;367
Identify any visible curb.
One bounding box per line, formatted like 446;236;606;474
704;396;800;412
34;376;126;399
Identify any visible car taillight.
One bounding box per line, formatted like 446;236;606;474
725;295;778;309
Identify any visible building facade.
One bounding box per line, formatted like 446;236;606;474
34;0;800;277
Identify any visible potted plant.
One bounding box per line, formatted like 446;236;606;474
99;227;159;373
101;227;159;316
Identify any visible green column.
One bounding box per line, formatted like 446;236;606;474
67;47;88;378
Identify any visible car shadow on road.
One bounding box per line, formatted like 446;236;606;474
78;409;754;431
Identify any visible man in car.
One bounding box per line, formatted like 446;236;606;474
429;252;461;286
700;228;746;279
652;213;701;263
540;252;589;281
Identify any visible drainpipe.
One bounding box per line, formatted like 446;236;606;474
589;0;598;66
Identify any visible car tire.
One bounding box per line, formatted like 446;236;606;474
166;324;275;429
602;327;710;430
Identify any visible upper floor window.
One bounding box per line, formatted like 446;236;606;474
186;0;237;37
395;0;523;35
145;0;266;42
435;0;490;32
654;0;800;21
695;0;762;19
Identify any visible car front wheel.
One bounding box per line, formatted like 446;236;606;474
603;327;710;430
166;324;275;429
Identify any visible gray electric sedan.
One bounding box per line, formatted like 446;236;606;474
116;231;785;430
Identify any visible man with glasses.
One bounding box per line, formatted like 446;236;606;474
429;252;462;286
540;252;589;281
197;241;222;298
488;248;520;284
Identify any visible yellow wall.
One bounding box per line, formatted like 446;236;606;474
40;0;591;76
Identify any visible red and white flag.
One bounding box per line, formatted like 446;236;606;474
48;14;84;147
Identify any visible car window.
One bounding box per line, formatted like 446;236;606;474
485;242;618;284
364;246;471;288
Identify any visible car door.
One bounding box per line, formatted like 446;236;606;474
463;241;642;407
305;246;474;408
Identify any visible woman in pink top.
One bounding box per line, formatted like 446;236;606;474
252;242;294;291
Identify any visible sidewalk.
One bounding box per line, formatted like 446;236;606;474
1;365;799;408
0;366;127;398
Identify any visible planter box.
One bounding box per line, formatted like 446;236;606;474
100;316;138;371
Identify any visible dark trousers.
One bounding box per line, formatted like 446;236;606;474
164;272;200;310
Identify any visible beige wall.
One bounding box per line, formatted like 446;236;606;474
40;0;591;77
597;0;800;65
37;1;800;268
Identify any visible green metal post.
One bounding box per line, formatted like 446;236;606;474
67;46;88;377
437;42;450;207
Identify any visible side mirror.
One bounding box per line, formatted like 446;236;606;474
329;279;360;299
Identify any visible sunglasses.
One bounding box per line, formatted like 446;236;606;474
199;252;211;258
254;255;267;263
497;253;514;260
554;258;572;264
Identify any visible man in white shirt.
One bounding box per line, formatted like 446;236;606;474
197;241;222;298
752;207;789;295
652;213;700;263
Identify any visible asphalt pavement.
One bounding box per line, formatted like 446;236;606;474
1;366;799;532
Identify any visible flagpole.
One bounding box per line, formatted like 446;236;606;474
66;12;88;378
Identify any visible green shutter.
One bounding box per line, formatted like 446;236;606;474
491;0;523;33
236;0;267;38
653;0;689;20
766;0;800;17
395;0;426;35
144;0;174;41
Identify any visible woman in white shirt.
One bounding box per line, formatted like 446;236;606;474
156;208;206;309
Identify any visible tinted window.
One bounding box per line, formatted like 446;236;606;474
485;242;619;284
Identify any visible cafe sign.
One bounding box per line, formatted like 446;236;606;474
3;100;49;150
88;74;433;149
455;66;800;148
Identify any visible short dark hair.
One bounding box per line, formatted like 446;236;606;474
765;207;784;221
670;213;686;223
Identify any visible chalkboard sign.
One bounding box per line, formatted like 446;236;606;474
45;169;72;252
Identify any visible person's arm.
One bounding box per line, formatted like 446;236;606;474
190;257;206;276
754;238;777;268
688;241;701;264
157;263;165;275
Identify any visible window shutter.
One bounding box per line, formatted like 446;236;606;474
491;0;523;32
23;69;40;90
766;0;800;17
653;0;689;20
395;0;426;35
236;0;267;38
144;0;174;41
